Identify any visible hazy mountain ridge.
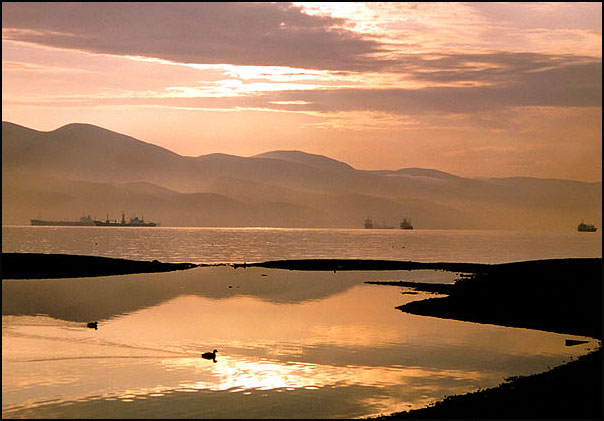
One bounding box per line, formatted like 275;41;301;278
253;150;357;173
386;168;464;180
2;121;601;229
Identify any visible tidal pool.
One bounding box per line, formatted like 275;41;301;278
2;266;598;418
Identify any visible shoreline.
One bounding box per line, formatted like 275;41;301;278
374;347;602;419
237;258;489;273
2;252;198;279
396;258;602;339
369;257;602;419
2;253;601;418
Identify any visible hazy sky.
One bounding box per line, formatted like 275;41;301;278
2;2;602;181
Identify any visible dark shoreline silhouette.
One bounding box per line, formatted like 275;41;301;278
2;253;198;279
238;259;488;273
395;258;602;339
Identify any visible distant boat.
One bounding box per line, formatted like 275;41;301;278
31;215;95;226
94;211;157;227
400;218;414;230
32;212;158;227
577;221;597;232
363;217;394;229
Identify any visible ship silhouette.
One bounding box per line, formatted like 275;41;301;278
577;221;597;232
31;212;158;227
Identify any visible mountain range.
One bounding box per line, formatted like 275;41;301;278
2;121;601;230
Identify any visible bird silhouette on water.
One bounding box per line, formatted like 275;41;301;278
87;321;98;330
202;349;218;362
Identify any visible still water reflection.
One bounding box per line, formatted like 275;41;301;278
2;267;598;419
3;225;602;264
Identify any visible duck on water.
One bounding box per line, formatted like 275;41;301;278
202;349;218;362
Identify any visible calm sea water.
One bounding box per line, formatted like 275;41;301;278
2;226;602;264
2;227;601;418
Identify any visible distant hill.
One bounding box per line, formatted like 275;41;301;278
2;121;199;190
253;150;356;173
2;121;601;229
388;168;464;180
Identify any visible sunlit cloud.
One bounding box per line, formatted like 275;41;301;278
2;60;94;74
2;2;384;71
165;80;324;99
296;2;603;57
218;64;330;82
1;2;601;180
301;111;422;132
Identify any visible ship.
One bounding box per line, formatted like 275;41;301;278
400;218;414;230
94;212;157;227
577;221;597;232
363;217;394;229
31;215;95;226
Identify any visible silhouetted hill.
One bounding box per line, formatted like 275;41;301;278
192;151;356;193
253;150;356;173
2;121;601;229
2;121;200;191
386;168;464;180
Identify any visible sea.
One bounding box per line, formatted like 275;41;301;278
2;226;602;418
2;225;602;264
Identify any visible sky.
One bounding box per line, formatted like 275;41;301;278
2;2;602;181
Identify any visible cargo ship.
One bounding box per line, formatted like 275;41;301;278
94;212;157;227
364;217;414;229
363;217;394;229
31;212;157;227
31;215;95;226
400;218;414;229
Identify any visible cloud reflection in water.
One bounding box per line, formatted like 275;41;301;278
2;270;598;418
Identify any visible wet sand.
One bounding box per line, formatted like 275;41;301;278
2;254;601;418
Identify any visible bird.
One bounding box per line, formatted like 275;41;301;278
201;349;218;362
87;321;98;330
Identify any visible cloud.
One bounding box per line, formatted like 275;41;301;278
255;54;602;114
3;3;600;119
468;2;602;31
2;2;385;71
5;53;600;116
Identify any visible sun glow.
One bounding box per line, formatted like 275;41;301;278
163;355;486;395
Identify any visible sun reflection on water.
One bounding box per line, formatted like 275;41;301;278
3;268;599;418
